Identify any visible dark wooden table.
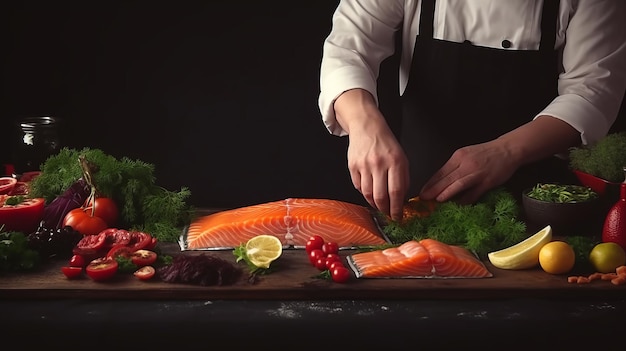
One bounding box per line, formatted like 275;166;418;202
2;242;625;348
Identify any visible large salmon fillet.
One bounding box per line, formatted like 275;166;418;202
183;198;388;249
348;238;492;278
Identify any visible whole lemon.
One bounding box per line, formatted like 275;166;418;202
538;241;576;275
589;242;626;273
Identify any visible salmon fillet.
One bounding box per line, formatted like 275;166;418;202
348;239;492;278
184;198;387;249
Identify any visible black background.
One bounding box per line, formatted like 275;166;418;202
1;1;393;208
2;1;623;209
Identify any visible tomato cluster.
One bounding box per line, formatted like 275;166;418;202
305;235;351;283
61;228;158;281
63;196;119;236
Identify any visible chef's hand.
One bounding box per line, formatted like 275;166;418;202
418;140;518;205
333;89;410;221
418;116;581;204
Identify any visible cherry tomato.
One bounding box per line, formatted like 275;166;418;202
69;254;86;267
131;249;157;266
0;196;45;234
134;265;156;281
324;253;341;268
308;249;325;265
328;260;344;271
315;257;328;271
128;231;153;251
331;265;350;283
63;207;108;236
61;266;83;279
305;235;325;253
322;242;339;255
85;197;119;227
106;244;133;259
85;257;118;281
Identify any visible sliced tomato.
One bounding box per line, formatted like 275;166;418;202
131;249;157;266
63;207;108;236
128;231;153;251
61;266;83;279
76;231;108;252
107;244;133;259
134;265;156;281
146;237;158;250
19;171;41;183
8;181;30;196
104;229;131;248
0;196;45;234
0;177;17;195
85;257;118;281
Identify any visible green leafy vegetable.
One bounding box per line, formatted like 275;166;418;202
29;147;196;243
569;132;626;182
0;228;41;273
526;184;598;203
382;188;527;258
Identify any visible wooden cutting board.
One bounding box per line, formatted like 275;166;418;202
1;242;624;300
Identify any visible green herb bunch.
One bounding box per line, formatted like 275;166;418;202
383;188;527;258
29;147;195;243
0;228;40;273
569;132;626;182
526;184;598;203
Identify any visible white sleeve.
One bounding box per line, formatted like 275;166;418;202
537;0;626;145
318;0;405;136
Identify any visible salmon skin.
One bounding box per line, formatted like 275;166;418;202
181;198;389;250
347;239;493;278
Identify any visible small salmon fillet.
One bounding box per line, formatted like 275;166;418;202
348;239;493;278
184;198;387;249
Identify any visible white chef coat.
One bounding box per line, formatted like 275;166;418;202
318;0;626;146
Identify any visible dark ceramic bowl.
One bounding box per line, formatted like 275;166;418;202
522;187;603;236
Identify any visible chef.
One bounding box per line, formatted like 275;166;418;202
318;0;626;221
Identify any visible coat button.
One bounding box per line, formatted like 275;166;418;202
501;39;512;48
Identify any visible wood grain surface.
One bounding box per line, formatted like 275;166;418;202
1;242;625;301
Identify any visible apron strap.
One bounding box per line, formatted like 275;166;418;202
418;0;435;39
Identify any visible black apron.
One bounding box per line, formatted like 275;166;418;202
400;0;575;200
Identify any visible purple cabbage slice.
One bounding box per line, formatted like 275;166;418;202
42;178;90;229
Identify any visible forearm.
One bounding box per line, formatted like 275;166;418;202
333;89;389;135
496;115;581;167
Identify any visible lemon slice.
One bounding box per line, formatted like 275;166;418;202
244;235;283;269
487;225;553;270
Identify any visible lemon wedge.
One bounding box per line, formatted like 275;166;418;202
487;225;553;270
244;235;283;269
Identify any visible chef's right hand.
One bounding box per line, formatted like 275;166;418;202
333;89;410;221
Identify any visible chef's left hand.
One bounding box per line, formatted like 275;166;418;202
418;140;518;204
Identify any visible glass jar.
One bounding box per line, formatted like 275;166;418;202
10;116;61;175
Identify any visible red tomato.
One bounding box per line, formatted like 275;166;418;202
106;244;133;259
308;249;325;265
146;237;158;250
76;231;108;251
322;242;339;255
8;181;29;196
331;266;350;283
0;196;45;234
128;231;153;251
305;235;325;253
69;254;86;267
131;249;157;266
324;253;341;268
63;207;108;236
61;266;83;279
134;265;156;281
315;257;328;270
85;197;119;227
85;257;118;281
0;177;17;195
104;229;131;248
328;261;344;271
